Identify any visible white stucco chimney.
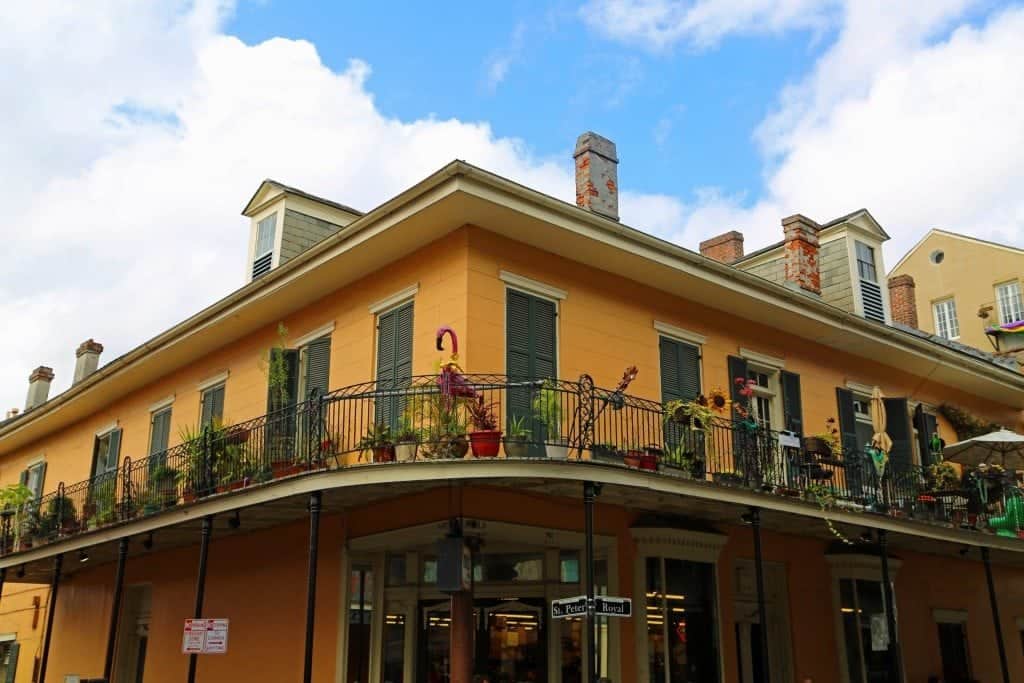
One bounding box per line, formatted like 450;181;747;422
73;339;104;385
25;366;54;411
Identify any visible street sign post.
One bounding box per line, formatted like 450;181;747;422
593;596;631;617
551;596;589;619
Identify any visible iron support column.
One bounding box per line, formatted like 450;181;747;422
749;507;770;683
877;530;902;683
982;546;1011;683
303;492;322;683
0;567;6;608
38;553;63;683
584;481;601;683
103;538;130;681
187;516;213;683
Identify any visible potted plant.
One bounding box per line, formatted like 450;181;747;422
503;415;531;459
467;398;502;458
927;460;959;491
591;442;623;465
150;464;179;507
804;418;841;459
624;446;643;469
533;381;568;460
713;470;744;487
665;396;714;430
36;496;77;542
640;445;661;471
87;480;117;529
665;445;697;478
0;484;35;551
358;423;396;463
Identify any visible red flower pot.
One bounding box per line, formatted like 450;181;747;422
624;450;643;468
639;452;659;471
469;430;502;457
373;446;395;463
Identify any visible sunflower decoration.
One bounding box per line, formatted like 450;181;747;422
706;387;730;414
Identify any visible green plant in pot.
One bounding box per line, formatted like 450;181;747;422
927;460;959;491
804;418;841;459
591;441;623;465
412;392;469;459
0;483;36;550
467;397;502;458
503;415;532;459
87;479;117;529
358;423;396;463
37;496;77;542
394;413;421;462
532;381;568;460
150;464;179;507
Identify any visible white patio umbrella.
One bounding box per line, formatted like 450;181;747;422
869;387;892;454
943;429;1024;470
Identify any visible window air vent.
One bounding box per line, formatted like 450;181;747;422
860;280;885;323
252;252;273;280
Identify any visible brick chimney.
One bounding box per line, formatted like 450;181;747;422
574;132;619;221
700;231;745;264
25;366;54;411
782;214;821;294
888;274;918;328
73;339;104;385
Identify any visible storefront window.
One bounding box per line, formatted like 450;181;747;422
347;566;374;683
382;613;405;683
646;557;718;682
839;578;892;683
474;553;544;582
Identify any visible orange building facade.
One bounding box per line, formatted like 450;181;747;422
2;139;1024;683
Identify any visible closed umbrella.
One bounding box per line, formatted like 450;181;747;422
943;429;1024;470
868;387;891;477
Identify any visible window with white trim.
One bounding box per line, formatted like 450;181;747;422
935;610;971;682
933;298;960;339
24;462;46;500
996;281;1023;324
746;367;780;432
252;213;277;280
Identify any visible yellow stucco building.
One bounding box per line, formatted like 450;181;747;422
1;133;1023;683
890;229;1024;355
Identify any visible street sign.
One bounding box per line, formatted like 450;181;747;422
551;596;589;619
593;596;631;617
182;618;230;654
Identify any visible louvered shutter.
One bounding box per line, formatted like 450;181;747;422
506;290;557;452
914;404;939;467
304;337;332;399
884;398;913;472
4;642;19;683
375;303;413;429
660;337;700;403
18;471;27;487
835;387;865;496
781;371;803;434
149;409;171;456
105;428;122;473
201;385;225;427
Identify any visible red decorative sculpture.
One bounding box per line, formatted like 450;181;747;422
436;326;477;400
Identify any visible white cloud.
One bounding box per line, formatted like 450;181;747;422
579;0;839;50
484;22;527;92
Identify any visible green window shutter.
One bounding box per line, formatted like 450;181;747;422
106;428;122;473
836;388;858;455
884;398;913;472
18;470;27;487
506;290;532;382
727;356;749;409
532;297;557;380
149;409;171;456
375;303;413;429
915;404;939;467
201;385;225;427
506;290;557;452
659;337;700;403
304;337;332;399
781;371;803;434
4;642;19;683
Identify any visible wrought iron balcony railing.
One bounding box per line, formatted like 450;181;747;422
1;374;1019;555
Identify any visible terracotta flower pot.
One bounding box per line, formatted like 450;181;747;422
469;430;502;457
624;450;643;468
372;445;396;463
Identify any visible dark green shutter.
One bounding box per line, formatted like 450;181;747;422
915;404;939;467
18;470;27;487
375;303;414;429
201;385;225;427
781;371;803;434
727;356;749;415
885;398;913;472
149;409;171;456
4;642;19;683
106;428;122;473
506;290;557;452
659;337;700;403
836;388;862;495
304;337;332;399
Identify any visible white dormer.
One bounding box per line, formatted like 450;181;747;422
241;180;362;283
827;210;891;324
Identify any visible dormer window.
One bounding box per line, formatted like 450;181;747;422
855;241;886;323
252;214;277;280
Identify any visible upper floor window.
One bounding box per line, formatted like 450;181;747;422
252;214;277;280
933;298;960;339
200;383;225;427
996;280;1023;324
855;242;877;283
22;461;47;500
91;428;123;479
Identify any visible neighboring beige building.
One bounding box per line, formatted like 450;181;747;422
889;229;1024;353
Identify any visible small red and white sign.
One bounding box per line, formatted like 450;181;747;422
182;618;229;655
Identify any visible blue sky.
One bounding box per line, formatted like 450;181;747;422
226;1;829;205
1;0;1023;410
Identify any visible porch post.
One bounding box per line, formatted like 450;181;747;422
450;590;474;683
877;530;902;683
981;546;1011;683
583;481;601;683
303;491;322;683
103;537;130;681
748;507;770;683
0;567;6;608
187;516;214;683
38;553;63;683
